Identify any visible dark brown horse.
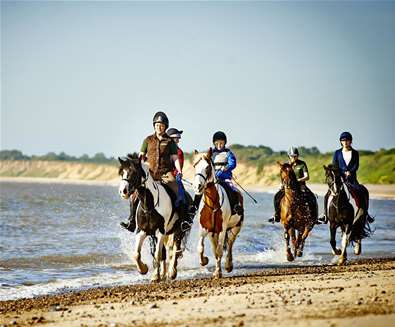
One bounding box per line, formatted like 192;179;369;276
277;162;317;261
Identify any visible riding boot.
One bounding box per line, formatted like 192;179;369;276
269;189;283;223
233;192;244;216
120;197;138;232
318;191;329;224
189;194;202;215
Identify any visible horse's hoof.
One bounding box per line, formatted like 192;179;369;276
287;252;295;262
332;248;342;256
200;256;209;266
137;262;148;275
151;274;160;283
168;269;177;280
354;242;361;255
225;262;233;273
213;270;222;279
296;250;303;257
337;256;347;266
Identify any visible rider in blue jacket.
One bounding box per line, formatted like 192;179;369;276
319;131;360;223
212;131;243;215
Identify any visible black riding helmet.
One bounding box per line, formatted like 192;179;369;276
213;131;227;144
153;111;169;129
167;128;183;139
339;131;352;141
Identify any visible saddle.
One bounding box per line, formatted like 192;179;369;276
346;183;369;210
218;180;242;215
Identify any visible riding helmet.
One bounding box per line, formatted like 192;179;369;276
153;111;169;128
167;128;183;139
288;146;299;157
213;131;227;144
339;131;352;141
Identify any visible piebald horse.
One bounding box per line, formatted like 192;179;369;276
324;164;374;265
192;148;243;278
118;156;188;282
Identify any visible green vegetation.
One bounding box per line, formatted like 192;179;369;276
1;147;394;184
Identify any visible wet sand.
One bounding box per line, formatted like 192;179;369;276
1;258;394;326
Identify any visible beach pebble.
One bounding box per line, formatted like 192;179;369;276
150;303;159;309
307;299;312;305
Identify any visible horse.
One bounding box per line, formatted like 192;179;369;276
118;156;190;282
192;148;243;278
277;162;318;262
323;164;374;265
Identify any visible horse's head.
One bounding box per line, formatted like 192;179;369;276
277;161;298;189
192;148;215;195
118;155;147;199
323;164;341;195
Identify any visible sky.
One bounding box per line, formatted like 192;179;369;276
1;1;395;157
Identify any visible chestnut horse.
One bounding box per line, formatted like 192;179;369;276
277;162;317;261
192;149;243;278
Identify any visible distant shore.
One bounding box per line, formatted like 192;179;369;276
1;258;394;327
1;176;395;200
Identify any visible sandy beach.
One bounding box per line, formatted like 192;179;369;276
1;258;394;327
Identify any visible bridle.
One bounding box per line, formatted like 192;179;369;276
121;161;161;211
193;156;224;209
193;156;214;185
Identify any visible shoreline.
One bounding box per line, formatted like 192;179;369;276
1;176;395;200
1;257;394;326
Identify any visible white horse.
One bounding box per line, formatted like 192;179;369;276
118;156;186;282
192;149;243;278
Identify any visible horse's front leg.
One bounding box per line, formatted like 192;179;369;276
225;225;241;273
354;239;362;255
151;231;165;282
134;230;148;274
216;229;226;260
330;224;341;255
296;227;312;257
167;234;179;280
338;225;351;266
209;233;222;278
197;226;209;266
284;225;294;262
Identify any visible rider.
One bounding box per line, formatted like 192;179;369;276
269;147;317;223
211;131;243;216
120;111;188;232
319;131;361;224
167;127;194;229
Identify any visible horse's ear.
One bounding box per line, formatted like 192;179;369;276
193;149;199;156
207;147;213;159
323;165;327;170
277;161;283;167
118;156;127;164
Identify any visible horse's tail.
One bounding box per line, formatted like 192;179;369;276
350;211;375;243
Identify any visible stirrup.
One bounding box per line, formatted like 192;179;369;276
318;214;328;224
181;221;192;232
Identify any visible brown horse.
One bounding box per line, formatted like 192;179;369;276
277;162;317;261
